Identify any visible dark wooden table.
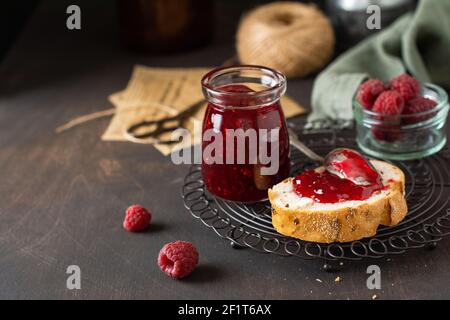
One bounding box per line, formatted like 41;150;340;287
1;0;449;300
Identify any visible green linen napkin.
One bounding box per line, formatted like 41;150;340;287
308;0;450;126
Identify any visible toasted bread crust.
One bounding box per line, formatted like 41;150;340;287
269;161;407;243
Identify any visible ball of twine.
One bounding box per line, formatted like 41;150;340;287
236;2;335;78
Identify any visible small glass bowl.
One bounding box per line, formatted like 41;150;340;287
354;83;449;160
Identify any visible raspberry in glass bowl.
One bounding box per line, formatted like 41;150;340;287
354;75;449;160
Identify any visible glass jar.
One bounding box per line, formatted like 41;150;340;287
201;65;290;202
117;0;213;53
354;83;449;160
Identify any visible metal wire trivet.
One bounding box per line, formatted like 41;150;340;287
182;126;450;267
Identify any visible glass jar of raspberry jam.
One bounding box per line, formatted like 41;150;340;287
201;65;290;202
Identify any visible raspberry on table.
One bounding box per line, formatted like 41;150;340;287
389;73;420;101
402;96;437;124
158;241;199;279
373;90;405;115
356;79;385;109
123;205;152;232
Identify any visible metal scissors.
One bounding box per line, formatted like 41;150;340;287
125;99;205;145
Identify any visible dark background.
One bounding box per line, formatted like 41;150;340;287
0;0;448;300
0;1;39;60
0;0;330;61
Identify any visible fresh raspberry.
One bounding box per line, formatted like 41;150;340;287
158;241;199;279
356;79;385;109
389;73;420;101
371;90;404;142
372;125;401;142
402;96;437;125
123;205;151;232
372;90;404;115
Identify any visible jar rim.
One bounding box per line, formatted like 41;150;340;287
354;82;449;126
201;65;287;109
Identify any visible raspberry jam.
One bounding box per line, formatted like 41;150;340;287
293;170;383;203
294;149;383;204
325;149;381;186
201;66;290;202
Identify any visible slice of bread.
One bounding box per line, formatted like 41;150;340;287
268;160;407;243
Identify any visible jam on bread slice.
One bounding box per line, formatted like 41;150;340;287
268;160;407;243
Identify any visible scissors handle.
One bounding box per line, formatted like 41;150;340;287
127;117;181;139
125;99;204;141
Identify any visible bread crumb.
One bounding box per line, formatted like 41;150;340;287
372;294;378;300
339;262;344;266
335;276;342;283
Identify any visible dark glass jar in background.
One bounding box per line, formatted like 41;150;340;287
117;0;213;53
